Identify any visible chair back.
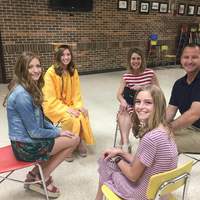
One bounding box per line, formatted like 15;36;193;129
161;45;169;51
146;161;193;200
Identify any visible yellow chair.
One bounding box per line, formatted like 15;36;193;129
102;161;193;200
160;45;177;65
102;184;122;200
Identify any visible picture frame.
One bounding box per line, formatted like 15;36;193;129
118;0;128;10
159;3;168;13
168;0;176;14
130;0;137;11
196;6;200;16
187;5;195;16
178;4;186;15
151;2;159;11
139;1;150;14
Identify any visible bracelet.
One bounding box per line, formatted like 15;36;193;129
113;156;122;164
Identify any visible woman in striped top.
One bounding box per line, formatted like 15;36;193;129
117;48;159;152
95;85;178;200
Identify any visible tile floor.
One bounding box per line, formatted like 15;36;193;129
0;67;199;200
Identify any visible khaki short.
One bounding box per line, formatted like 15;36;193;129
175;126;200;153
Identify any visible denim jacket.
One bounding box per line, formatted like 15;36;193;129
7;85;59;143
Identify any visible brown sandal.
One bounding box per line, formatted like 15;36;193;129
24;171;39;189
25;172;60;198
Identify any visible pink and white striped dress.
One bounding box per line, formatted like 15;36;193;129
98;129;178;200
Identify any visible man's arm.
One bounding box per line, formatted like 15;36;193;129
169;102;200;130
166;104;178;123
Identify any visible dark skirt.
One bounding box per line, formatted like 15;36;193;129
11;139;55;162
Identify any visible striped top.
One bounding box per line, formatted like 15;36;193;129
133;129;178;199
123;68;155;89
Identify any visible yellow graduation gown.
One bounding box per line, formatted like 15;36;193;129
42;65;94;145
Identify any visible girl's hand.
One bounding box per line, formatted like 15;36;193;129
67;108;80;117
132;85;142;90
79;107;88;117
119;99;128;113
102;148;123;160
60;130;75;138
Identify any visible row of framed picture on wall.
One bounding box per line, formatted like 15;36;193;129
118;0;200;16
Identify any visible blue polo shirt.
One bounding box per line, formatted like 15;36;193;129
169;71;200;128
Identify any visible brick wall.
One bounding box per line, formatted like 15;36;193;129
0;0;200;82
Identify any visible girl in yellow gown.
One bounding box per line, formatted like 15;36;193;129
42;45;94;160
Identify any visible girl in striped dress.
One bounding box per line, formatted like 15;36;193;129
117;48;159;152
95;85;178;200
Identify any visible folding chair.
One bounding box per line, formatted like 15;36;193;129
0;145;49;200
102;161;193;200
182;152;200;166
113;116;119;148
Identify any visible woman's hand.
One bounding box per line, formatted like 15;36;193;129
119;99;128;113
60;130;76;138
79;107;88;117
102;148;123;160
67;108;80;117
132;85;142;90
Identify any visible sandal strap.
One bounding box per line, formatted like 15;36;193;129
25;171;38;182
44;177;59;193
26;171;59;193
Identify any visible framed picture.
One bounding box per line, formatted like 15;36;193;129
178;4;186;15
196;6;200;16
159;3;168;13
168;0;176;14
139;1;150;14
151;2;159;11
187;5;195;16
130;0;137;11
118;0;128;10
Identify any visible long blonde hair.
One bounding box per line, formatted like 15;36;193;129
4;52;44;107
132;85;171;138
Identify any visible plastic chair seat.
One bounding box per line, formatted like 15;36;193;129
0;146;35;173
0;145;49;200
165;55;176;58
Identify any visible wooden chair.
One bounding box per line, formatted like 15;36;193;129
102;161;193;200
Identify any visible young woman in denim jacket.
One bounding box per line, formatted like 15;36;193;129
4;52;80;198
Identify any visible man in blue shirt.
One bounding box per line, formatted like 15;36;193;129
167;44;200;153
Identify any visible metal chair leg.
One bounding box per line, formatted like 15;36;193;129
184;154;200;166
113;122;119;147
37;163;49;200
